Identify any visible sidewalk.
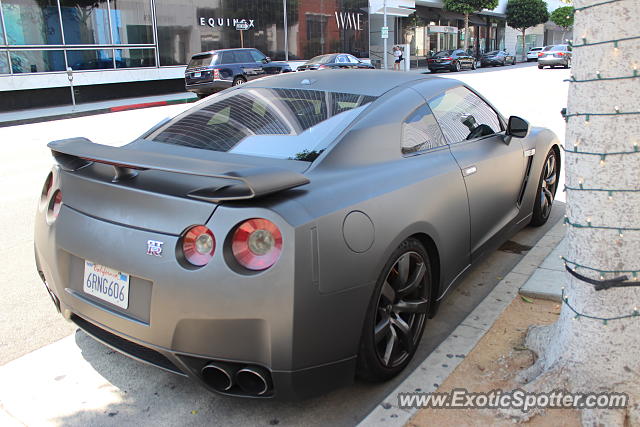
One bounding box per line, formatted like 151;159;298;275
0;92;198;128
359;219;566;426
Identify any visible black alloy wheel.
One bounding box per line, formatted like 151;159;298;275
471;60;477;70
531;149;559;226
357;238;432;381
454;61;461;72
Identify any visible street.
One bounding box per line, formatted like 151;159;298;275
0;63;568;426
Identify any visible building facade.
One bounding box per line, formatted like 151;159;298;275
0;0;370;110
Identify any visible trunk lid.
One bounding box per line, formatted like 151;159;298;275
51;138;309;235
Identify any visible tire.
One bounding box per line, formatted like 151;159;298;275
357;238;432;381
452;61;461;72
196;93;208;100
538;64;543;69
564;58;571;69
512;58;516;65
232;76;246;86
471;60;477;70
530;148;559;227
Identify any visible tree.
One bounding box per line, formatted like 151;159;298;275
506;0;549;60
513;0;640;424
550;6;574;42
443;0;499;51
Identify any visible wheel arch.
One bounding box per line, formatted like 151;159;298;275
408;232;441;318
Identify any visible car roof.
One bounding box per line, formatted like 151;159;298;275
192;48;258;57
240;69;455;97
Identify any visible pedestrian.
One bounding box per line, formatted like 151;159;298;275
393;46;403;71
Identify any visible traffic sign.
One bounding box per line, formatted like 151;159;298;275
381;26;389;39
236;22;249;30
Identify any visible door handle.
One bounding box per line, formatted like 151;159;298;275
462;166;477;177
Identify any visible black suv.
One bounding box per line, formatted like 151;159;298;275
185;48;292;98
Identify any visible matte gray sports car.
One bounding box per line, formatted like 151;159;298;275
34;70;560;400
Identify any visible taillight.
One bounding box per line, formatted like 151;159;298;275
538;52;544;57
41;172;53;202
318;65;330;70
48;190;62;220
555;52;565;57
213;69;220;79
442;57;453;60
181;225;216;266
231;219;282;271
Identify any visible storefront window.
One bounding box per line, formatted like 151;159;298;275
67;49;114;69
288;0;368;60
110;0;154;44
2;0;63;45
115;48;155;67
10;50;65;72
155;0;287;66
0;51;10;73
59;0;110;44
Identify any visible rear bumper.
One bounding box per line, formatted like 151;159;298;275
427;61;453;70
185;80;231;94
538;57;568;66
34;170;368;399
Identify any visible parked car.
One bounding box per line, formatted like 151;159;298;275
427;49;476;72
537;45;572;69
184;48;292;98
527;47;544;61
297;53;374;71
36;70;560;400
480;50;516;67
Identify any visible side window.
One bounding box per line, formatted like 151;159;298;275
220;51;237;64
234;50;254;63
347;55;360;63
249;49;266;63
428;86;502;144
336;55;348;63
401;104;446;155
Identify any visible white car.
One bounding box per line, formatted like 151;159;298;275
527;47;544;61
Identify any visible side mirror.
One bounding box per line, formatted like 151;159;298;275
263;56;271;63
506;116;529;138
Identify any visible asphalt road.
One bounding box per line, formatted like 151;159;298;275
0;62;569;425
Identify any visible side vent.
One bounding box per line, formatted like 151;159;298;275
517;156;535;206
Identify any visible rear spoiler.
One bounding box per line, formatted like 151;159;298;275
48;138;310;202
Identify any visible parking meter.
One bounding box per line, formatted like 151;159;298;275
66;67;76;109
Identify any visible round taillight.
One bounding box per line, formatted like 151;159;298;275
41;173;53;202
48;190;63;219
231;219;282;271
182;225;216;266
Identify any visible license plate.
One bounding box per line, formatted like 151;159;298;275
83;261;130;309
192;72;201;78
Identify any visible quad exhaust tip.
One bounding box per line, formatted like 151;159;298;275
235;366;271;396
201;363;233;391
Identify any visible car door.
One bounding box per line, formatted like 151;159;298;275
335;55;350;68
453;50;469;68
235;50;264;80
428;86;527;258
249;49;278;75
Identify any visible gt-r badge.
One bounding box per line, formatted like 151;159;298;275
146;240;164;256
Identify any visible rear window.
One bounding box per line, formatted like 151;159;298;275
147;88;377;162
307;55;334;64
434;50;453;58
188;54;217;68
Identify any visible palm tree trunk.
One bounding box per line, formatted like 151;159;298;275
521;28;526;61
517;1;640;424
463;13;469;51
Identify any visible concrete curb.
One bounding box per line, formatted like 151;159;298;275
0;97;196;128
357;219;566;427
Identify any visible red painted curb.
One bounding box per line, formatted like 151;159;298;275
110;101;169;112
